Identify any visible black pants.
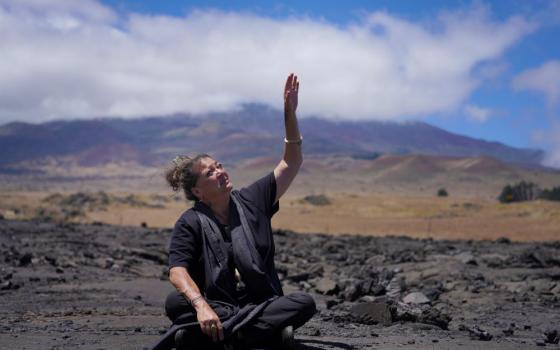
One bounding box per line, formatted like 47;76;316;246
165;291;316;348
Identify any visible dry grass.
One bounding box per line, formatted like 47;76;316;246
2;190;559;242
272;193;560;241
2;155;559;241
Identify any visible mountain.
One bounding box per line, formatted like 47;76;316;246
0;105;544;169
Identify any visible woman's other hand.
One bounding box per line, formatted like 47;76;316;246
284;73;299;116
194;300;224;342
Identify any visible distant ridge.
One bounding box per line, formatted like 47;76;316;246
0;104;544;169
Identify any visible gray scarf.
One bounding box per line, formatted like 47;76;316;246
195;191;282;303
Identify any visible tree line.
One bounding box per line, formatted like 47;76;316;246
498;181;560;203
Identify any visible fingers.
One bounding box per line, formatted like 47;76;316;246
217;322;224;341
210;324;218;342
285;73;299;97
200;320;223;342
196;303;224;342
201;322;213;340
285;73;293;92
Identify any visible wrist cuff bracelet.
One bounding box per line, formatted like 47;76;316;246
189;294;204;306
284;136;303;145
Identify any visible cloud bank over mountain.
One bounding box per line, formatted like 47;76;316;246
514;60;560;168
514;60;560;106
0;0;534;123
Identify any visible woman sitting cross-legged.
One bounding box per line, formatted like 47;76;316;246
151;74;316;350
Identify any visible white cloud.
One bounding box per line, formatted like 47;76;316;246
0;0;116;23
0;1;534;123
532;122;560;168
513;60;560;105
475;61;509;80
545;144;560;168
464;104;492;122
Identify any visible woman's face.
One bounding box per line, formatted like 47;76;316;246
192;157;232;202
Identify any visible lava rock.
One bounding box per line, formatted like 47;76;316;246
482;254;510;268
544;329;559;344
323;240;344;254
344;282;364;302
370;284;386;296
325;299;340;309
455;251;477;265
308;263;324;278
419;308;451;330
459;324;493;341
0;281;20;290
287;272;310;282
403;292;430;304
315;278;339;295
95;257;114;269
386;276;405;299
502;327;514;336
45;255;58;267
19;252;33;266
496;237;511;244
396;302;451;330
349;302;393;326
422;284;444;301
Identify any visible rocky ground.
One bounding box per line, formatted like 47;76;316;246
1;219;559;349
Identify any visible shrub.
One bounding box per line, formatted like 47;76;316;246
539;186;560;201
352;152;382;160
34;207;55;222
498;181;541;203
437;188;448;197
302;194;331;206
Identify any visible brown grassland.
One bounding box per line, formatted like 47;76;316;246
1;155;559;242
1;190;559;242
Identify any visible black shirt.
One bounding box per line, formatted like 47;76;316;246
168;172;279;288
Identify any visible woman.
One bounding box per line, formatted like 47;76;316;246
157;74;316;350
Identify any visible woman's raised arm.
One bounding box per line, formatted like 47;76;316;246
273;73;303;203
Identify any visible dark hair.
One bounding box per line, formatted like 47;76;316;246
165;153;211;201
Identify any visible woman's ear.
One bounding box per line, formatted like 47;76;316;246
192;187;201;199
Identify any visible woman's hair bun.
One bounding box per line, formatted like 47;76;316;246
164;153;210;201
165;156;189;192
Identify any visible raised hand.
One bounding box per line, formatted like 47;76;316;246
284;73;299;115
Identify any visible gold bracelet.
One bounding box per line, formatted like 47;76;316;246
284;136;303;145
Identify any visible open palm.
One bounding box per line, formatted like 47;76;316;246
284;73;299;114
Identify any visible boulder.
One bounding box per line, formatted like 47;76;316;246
315;278;339;295
455;251;477;265
544;329;559;344
459;324;493;341
19;252;33;266
403;292;430;304
344;283;363;302
287;272;310;282
308;263;324;278
386;276;405;299
350;302;393;326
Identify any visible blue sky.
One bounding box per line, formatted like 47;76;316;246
1;0;560;166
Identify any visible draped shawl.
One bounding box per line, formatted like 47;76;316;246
149;190;282;350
